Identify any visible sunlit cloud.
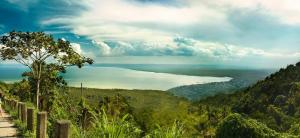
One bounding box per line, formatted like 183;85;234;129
70;43;82;54
41;0;228;42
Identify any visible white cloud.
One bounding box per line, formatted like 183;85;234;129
41;0;227;42
92;41;111;56
93;37;300;61
41;0;300;44
172;37;300;59
61;38;83;55
70;43;82;54
40;0;300;66
79;0;224;25
204;0;300;25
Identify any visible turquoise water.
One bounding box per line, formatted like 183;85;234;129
0;65;27;83
0;65;231;90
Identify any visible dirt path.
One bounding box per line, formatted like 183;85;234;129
0;110;18;138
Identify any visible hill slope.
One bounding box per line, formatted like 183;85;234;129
195;62;300;137
168;69;272;101
233;63;300;132
168;79;251;101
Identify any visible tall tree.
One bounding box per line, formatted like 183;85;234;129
0;31;93;109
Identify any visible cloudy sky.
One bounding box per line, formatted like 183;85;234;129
0;0;300;68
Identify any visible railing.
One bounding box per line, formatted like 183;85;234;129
3;97;71;138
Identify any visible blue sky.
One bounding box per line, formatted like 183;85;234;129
0;0;300;68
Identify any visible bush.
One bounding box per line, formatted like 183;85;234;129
145;121;185;138
216;113;279;138
86;110;142;138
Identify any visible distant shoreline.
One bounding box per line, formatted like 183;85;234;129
0;66;232;90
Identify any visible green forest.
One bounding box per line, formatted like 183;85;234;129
1;62;300;138
1;32;300;138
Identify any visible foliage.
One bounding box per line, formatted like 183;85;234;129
2;60;300;137
9;79;31;101
145;121;185;138
86;110;142;138
232;63;300;132
0;31;93;108
67;87;199;136
216;113;279;138
24;63;67;111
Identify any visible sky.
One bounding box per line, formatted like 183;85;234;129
0;0;300;68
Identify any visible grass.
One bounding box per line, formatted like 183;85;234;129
66;87;198;136
67;87;188;110
1;82;196;137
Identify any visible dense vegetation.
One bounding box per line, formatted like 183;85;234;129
1;53;300;137
0;82;196;137
0;31;93;109
169;79;255;101
0;32;300;138
193;62;300;137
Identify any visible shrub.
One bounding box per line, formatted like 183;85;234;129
86;110;141;138
145;121;185;138
216;113;279;138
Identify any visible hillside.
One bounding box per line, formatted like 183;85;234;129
67;87;187;110
168;69;272;101
195;62;300;137
233;63;300;132
2;62;300;137
64;88;200;135
168;79;251;101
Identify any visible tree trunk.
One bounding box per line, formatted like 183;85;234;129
36;62;42;110
36;78;40;109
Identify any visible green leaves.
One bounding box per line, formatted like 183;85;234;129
216;113;280;138
0;31;94;109
0;31;94;69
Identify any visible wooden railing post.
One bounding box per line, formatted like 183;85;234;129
20;103;27;123
55;120;71;138
4;98;7;106
18;102;22;120
7;99;10;108
37;112;47;138
13;100;18;110
27;108;34;132
4;99;8;107
8;99;12;109
10;100;13;108
11;100;15;110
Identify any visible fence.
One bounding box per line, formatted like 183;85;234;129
2;97;71;138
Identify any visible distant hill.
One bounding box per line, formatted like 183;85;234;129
168;79;252;101
168;69;272;101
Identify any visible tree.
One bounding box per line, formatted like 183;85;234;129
0;31;93;109
23;63;68;110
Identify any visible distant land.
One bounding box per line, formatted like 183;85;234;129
93;64;275;100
